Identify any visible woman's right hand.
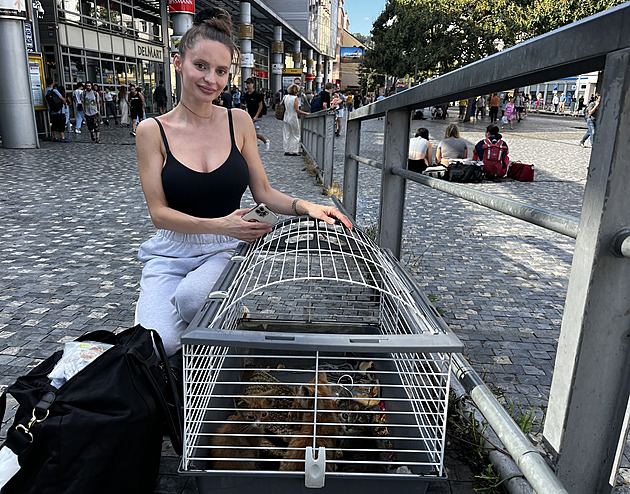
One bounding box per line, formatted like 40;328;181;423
216;209;274;242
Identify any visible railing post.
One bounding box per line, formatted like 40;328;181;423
543;47;630;493
343;118;361;219
378;108;409;258
316;115;324;174
323;112;335;189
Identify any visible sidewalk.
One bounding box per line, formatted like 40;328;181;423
0;111;620;492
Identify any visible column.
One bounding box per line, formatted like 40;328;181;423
323;56;329;86
239;2;254;90
171;11;193;103
160;0;172;110
271;26;283;95
316;54;323;91
294;40;302;70
0;16;39;148
306;49;314;91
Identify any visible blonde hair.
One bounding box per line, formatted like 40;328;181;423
179;8;238;60
287;84;300;95
445;123;460;139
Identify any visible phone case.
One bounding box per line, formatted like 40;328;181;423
242;203;279;224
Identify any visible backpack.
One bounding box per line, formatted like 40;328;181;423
480;138;508;179
310;93;323;113
45;90;63;112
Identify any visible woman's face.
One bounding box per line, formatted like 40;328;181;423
175;38;231;103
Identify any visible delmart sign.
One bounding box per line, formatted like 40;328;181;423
137;42;163;62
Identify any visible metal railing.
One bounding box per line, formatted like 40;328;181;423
338;4;630;494
301;109;337;188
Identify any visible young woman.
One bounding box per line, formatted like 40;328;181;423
408;128;432;173
282;84;309;155
435;124;467;166
134;7;350;357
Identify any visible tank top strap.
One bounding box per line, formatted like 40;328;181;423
153;117;170;154
227;108;236;148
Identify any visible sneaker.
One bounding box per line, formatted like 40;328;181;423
52;138;60;142
60;138;70;143
580;142;585;147
75;129;81;134
264;140;270;151
95;137;100;143
131;131;136;137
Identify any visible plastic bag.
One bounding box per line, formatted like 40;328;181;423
48;341;114;388
0;446;21;488
502;115;508;124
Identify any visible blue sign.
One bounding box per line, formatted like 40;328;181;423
340;47;364;60
24;22;35;52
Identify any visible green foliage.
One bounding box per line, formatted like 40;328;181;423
365;0;620;83
526;0;626;37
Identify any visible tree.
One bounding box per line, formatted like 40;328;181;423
526;0;626;37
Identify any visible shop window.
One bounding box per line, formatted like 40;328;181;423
80;0;96;26
86;58;100;83
95;0;109;28
62;0;80;23
109;0;122;31
70;56;86;83
115;61;126;86
102;60;115;86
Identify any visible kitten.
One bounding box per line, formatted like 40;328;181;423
280;372;342;472
210;394;274;470
337;398;391;473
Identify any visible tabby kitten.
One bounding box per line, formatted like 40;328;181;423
280;372;342;472
210;394;274;470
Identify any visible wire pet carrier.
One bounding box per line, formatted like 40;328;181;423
181;217;463;493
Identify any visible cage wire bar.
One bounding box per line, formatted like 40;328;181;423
341;4;630;493
181;217;463;493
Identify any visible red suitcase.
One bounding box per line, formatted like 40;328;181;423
507;162;534;181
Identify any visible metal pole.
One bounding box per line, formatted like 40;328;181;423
343;118;361;219
378;109;409;258
316;54;323;91
307;49;314;91
316;115;324;173
294;40;301;70
543;47;630;494
323;112;334;189
239;2;253;89
0;16;39;148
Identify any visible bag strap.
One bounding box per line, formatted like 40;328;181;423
0;391;56;456
129;330;183;455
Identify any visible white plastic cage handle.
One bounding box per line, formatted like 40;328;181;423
304;446;326;489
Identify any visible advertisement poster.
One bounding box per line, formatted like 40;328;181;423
340;46;364;62
0;0;26;17
29;56;46;110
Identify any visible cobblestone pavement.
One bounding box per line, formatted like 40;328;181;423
0;110;624;492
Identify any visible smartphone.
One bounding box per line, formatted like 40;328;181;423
242;203;279;224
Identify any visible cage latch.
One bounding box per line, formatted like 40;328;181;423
207;291;228;299
304;446;326;488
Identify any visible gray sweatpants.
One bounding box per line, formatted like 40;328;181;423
135;229;239;356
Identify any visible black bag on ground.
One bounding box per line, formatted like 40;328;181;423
448;161;484;183
0;325;182;494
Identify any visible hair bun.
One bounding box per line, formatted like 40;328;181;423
194;7;228;25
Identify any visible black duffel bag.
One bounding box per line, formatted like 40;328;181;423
448;160;484;183
0;325;181;494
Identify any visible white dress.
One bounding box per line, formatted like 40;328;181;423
282;94;301;154
119;95;130;126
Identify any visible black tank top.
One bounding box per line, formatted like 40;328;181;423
130;92;143;111
155;110;249;218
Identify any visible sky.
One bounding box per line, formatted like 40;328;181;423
343;0;387;36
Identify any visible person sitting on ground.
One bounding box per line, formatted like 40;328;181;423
408;128;432;173
473;125;509;178
436;124;467;167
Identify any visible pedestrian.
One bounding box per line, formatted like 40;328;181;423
458;99;467;120
119;86;130;127
346;91;354;112
153;80;168;115
553;93;559;113
73;82;85;133
504;97;516;130
103;87;118;125
489;94;500;123
219;85;232;108
129;84;145;136
60;86;72;133
321;82;332;109
332;92;345;136
408;127;432;173
514;92;525;122
231;86;241;108
436;124;467;167
45;78;70;142
282;84;309;155
243;77;270;150
133;7;351;358
579;93;600;147
559;93;566;114
83;81;101;143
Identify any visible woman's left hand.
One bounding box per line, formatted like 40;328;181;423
302;202;353;230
